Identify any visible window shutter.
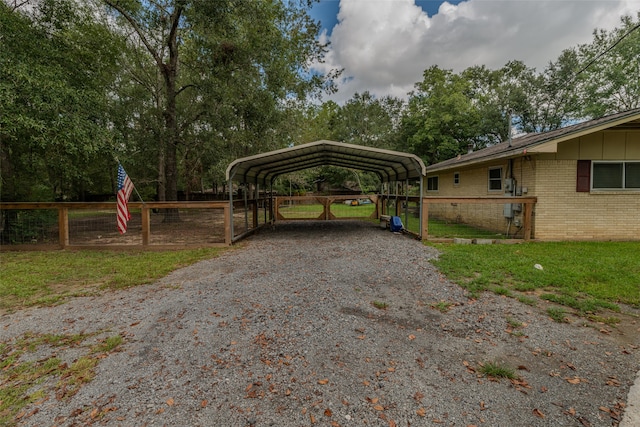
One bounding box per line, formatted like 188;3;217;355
576;160;591;192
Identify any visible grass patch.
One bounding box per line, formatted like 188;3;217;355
372;301;388;310
430;241;640;313
506;317;523;329
492;286;512;297
277;202;376;219
427;218;506;239
506;317;526;337
0;248;223;312
587;314;621;325
0;332;123;425
431;301;454;313
517;295;537;306
547;307;569;323
540;293;620;314
478;361;518;380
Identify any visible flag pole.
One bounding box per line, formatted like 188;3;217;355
132;182;145;204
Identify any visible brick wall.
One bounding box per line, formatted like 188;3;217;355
426;161;530;238
534;159;640;240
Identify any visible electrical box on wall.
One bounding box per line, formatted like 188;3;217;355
504;178;515;193
503;203;514;218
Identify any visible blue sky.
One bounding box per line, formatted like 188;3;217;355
307;0;640;103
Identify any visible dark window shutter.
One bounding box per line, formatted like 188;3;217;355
576;160;591;192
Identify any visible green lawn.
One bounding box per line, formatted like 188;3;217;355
0;248;224;312
278;202;375;218
430;241;640;311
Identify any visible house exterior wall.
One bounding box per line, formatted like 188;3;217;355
533;129;640;240
425;159;531;238
425;129;640;240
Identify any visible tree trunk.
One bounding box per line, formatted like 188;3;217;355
160;5;183;223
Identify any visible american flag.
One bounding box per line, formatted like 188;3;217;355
117;163;134;234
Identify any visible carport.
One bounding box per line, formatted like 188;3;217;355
226;140;427;241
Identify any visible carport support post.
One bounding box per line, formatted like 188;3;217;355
269;180;274;224
244;182;249;232
253;183;259;229
388;182;391;215
228;178;234;241
394;181;400;216
419;176;424;239
405;179;409;229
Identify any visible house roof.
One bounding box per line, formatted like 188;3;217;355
427;108;640;173
226;140;427;185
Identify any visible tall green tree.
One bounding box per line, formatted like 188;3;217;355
0;0;124;201
399;66;495;164
330;91;405;149
103;0;337;204
578;13;640;117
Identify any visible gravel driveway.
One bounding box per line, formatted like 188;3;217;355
2;220;639;426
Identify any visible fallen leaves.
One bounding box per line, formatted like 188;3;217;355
532;408;545;418
416;407;426;417
462;360;476;374
606;376;621;387
317;378;329;385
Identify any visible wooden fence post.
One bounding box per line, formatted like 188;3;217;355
141;206;150;246
421;199;429;241
58;207;69;248
224;205;232;245
523;201;533;241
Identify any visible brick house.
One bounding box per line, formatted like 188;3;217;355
425;109;640;241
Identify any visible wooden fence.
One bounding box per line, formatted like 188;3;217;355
1;196;537;250
0;201;254;250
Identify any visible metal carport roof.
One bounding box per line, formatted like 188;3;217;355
226;140;427;185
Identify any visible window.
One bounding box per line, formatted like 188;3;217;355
453;172;460;185
427;176;439;191
592;161;640;190
488;167;502;191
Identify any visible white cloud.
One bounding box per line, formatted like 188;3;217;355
313;0;640;103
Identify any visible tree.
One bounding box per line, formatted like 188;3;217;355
0;0;124;201
330;91;405;149
578;13;640;117
103;0;337;208
399;66;496;165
